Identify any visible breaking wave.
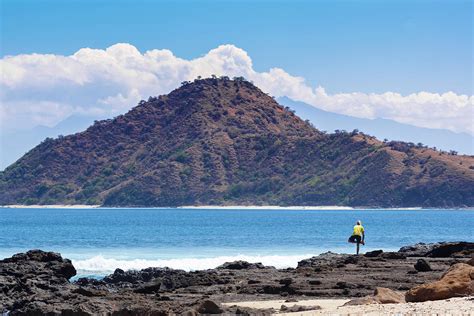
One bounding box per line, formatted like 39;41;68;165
72;253;313;276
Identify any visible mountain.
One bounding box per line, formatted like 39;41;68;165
1;78;473;207
0;115;98;170
278;97;474;155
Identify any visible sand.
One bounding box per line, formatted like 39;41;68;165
223;297;474;315
0;204;101;208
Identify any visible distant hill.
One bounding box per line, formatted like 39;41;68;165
278;97;474;155
1;78;473;207
0;116;97;170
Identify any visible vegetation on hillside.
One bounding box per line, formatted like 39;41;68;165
1;77;473;207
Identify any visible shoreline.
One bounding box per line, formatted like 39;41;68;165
1;242;472;314
1;204;473;210
1;241;473;314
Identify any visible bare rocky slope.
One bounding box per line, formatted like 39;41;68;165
1;77;473;207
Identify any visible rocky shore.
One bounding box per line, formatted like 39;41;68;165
1;242;473;315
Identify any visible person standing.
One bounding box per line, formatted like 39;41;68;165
348;220;365;255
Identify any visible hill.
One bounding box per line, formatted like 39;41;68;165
1;78;473;207
277;97;474;155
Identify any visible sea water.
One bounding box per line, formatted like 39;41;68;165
0;207;472;278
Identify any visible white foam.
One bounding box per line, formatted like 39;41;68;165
73;254;313;275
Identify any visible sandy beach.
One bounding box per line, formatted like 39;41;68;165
223;297;474;315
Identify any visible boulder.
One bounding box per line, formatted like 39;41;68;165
414;259;432;272
426;242;474;258
399;242;474;258
364;250;383;257
343;287;405;305
280;304;321;312
467;257;474;266
217;261;265;270
373;287;405;304
197;300;223;314
406;263;474;302
279;278;293;286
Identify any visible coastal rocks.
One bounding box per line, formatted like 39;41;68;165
426;242;474;258
365;250;383;257
217;261;267;270
280;304;321;312
414;259;432;272
406;263;474;302
373;287;406;304
399;242;474;258
197;300;223;314
344;287;405;305
2;244;470;315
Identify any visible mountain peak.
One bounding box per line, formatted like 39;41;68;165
1;78;473;207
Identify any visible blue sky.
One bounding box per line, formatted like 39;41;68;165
1;0;472;95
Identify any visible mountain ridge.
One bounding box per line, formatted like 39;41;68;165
1;77;473;207
278;97;474;156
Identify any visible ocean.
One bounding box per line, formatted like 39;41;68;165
0;207;472;278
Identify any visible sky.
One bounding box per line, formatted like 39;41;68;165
0;0;473;137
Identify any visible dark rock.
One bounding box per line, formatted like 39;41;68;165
344;255;360;264
134;281;162;294
280;304;321;312
308;279;322;285
399;242;474;258
197;300;223;314
279;278;293;286
381;252;406;260
399;243;433;256
426;242;474;258
247;279;260;284
414;259;432;272
467;257;474;266
217;261;265;270
335;281;355;289
365;250;383;257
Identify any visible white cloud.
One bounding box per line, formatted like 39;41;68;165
0;43;473;134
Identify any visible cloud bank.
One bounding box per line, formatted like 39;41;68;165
1;43;472;134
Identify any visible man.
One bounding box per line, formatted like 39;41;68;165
348;220;365;255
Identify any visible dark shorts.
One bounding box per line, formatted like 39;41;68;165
348;235;362;243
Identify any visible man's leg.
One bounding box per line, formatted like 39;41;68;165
356;242;360;255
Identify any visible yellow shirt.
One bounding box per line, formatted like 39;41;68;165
353;225;364;236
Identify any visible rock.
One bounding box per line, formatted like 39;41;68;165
197;300;223;314
308;279;322;285
225;305;274;315
280;304;321;312
344;255;360;264
399;243;433;257
279;278;293;286
183;309;198;316
406;263;474;302
217;261;265;270
414;259;432;272
467;257;474;266
344;287;405;305
373;287;405;304
427;242;474;258
379;252;406;260
343;297;378;305
399;242;474;258
365;250;383;257
247;279;260;284
134;281;162;294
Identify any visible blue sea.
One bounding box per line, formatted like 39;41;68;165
0;207;473;278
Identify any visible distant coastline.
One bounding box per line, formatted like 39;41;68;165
1;204;473;210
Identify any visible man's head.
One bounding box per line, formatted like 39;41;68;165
356;220;362;225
